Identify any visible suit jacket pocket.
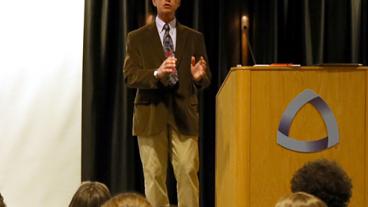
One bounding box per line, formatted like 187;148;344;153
188;95;198;113
189;95;198;105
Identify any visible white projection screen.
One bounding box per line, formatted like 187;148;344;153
0;0;83;206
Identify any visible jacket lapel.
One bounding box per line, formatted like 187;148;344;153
147;22;166;63
175;22;187;69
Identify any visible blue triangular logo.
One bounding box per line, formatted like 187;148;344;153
277;89;339;152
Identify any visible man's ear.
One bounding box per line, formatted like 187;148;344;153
152;0;157;7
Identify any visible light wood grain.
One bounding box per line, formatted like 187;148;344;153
216;67;367;207
216;70;250;207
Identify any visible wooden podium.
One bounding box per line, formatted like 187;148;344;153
216;66;368;206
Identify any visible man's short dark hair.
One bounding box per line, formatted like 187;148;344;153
291;159;352;207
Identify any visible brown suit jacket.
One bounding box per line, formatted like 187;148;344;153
123;21;211;136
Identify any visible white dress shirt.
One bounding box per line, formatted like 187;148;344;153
155;16;177;52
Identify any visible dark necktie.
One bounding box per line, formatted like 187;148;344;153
163;24;178;86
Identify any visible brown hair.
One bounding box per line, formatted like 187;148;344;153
102;193;152;207
275;192;327;207
0;193;5;207
69;181;111;207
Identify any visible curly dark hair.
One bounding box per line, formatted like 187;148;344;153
291;159;352;207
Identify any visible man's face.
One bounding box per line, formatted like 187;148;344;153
152;0;180;17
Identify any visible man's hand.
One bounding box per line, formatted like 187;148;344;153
191;56;206;82
155;56;177;80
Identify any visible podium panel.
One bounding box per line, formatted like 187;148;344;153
216;66;368;207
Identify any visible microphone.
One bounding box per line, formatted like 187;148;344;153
241;16;257;65
164;50;178;86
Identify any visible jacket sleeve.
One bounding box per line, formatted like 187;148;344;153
123;33;162;89
193;33;211;90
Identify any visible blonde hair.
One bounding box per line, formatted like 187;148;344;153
275;192;327;207
102;193;152;207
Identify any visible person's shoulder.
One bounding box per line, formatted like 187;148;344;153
178;23;203;36
127;23;155;38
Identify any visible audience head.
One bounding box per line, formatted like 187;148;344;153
291;159;352;207
69;181;111;207
0;193;5;207
275;192;327;207
102;192;152;207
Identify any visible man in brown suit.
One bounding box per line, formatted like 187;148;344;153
123;0;211;206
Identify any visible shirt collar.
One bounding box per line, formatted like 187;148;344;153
156;16;176;32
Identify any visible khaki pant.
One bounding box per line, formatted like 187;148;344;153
138;125;199;207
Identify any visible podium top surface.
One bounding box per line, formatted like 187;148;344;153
217;65;368;98
231;65;368;71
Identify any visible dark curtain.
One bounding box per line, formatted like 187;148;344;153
251;0;367;65
82;0;368;206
